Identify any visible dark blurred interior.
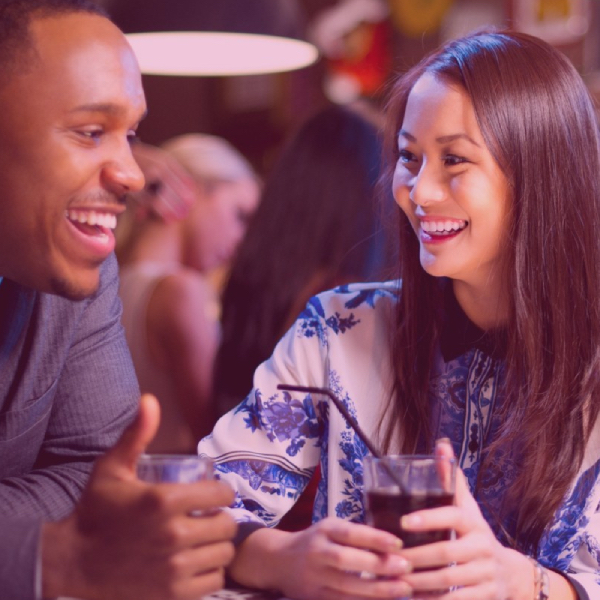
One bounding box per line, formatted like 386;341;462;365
99;0;600;174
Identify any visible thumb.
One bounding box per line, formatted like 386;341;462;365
434;438;456;495
435;438;478;511
95;394;161;479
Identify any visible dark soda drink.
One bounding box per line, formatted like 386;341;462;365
365;489;453;548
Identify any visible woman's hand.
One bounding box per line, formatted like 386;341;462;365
398;439;534;599
229;518;413;600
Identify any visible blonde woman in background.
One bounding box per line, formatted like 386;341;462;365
118;134;261;453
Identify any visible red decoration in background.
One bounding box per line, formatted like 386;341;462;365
327;19;392;97
310;0;392;102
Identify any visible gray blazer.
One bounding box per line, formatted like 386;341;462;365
0;254;139;599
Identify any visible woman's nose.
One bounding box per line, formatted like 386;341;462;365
409;162;446;206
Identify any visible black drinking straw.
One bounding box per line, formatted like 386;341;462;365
277;384;407;493
278;384;382;457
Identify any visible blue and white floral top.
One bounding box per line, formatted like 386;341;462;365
198;281;600;597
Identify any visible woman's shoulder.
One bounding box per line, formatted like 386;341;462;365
288;280;400;344
308;280;401;315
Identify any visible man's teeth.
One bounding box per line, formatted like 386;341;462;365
421;220;467;234
65;210;117;229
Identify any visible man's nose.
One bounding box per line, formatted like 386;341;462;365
102;144;145;195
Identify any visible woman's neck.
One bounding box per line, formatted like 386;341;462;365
452;277;509;331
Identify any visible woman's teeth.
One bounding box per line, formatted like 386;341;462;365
421;220;467;235
65;210;117;229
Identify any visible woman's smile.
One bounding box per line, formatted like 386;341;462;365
418;216;468;243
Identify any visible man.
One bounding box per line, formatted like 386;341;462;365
0;1;236;599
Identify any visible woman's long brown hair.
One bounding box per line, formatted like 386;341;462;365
381;30;600;553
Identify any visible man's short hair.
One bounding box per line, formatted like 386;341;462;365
0;0;108;86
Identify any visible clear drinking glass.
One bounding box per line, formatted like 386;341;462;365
363;454;456;548
136;454;213;483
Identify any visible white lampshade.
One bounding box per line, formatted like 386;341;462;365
126;31;319;76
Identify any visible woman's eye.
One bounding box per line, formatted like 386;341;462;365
444;154;467;167
398;149;416;164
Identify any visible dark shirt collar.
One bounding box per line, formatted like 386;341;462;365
439;280;507;362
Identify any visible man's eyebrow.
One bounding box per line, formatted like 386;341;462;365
70;103;123;115
69;104;148;122
398;129;481;148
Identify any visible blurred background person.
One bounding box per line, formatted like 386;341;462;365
127;141;198;223
118;134;261;453
211;104;394;529
213;103;394;417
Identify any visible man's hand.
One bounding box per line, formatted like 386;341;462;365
41;394;236;600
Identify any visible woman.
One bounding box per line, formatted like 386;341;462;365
118;134;260;453
198;30;600;599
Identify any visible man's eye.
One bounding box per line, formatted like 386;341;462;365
78;129;103;141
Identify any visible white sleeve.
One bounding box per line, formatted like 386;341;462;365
198;297;331;528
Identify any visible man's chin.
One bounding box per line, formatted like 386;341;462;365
49;274;100;301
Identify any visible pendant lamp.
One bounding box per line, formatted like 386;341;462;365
110;0;319;76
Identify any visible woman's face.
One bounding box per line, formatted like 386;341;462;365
184;177;260;272
392;72;510;292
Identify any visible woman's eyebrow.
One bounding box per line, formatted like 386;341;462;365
398;129;480;148
436;133;481;147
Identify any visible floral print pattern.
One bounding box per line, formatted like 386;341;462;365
198;281;600;597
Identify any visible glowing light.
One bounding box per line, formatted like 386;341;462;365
126;31;319;76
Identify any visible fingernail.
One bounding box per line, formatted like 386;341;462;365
389;556;412;573
389;537;403;551
393;583;413;597
401;514;422;528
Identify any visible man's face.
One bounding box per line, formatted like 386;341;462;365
0;13;146;299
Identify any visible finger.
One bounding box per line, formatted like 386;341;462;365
141;507;236;554
412;580;495;600
434;439;456;495
168;568;227;600
322;518;403;553
322;568;413;599
404;558;493;592
173;540;235;578
433;448;478;514
95;394;160;479
453;468;480;514
141;480;236;519
184;510;238;547
318;542;410;577
401;503;488;540
402;533;493;572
